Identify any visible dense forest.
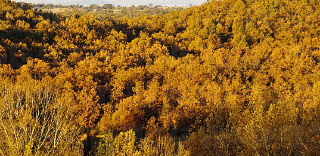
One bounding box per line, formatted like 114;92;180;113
1;0;320;155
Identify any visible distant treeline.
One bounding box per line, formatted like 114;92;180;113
30;3;186;17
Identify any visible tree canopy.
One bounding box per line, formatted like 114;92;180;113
1;0;320;155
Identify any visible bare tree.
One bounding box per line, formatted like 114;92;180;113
0;77;82;156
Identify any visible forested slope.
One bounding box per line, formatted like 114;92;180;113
1;0;320;155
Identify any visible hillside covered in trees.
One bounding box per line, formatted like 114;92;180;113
1;0;320;155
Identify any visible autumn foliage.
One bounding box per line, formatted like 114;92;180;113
1;0;320;155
